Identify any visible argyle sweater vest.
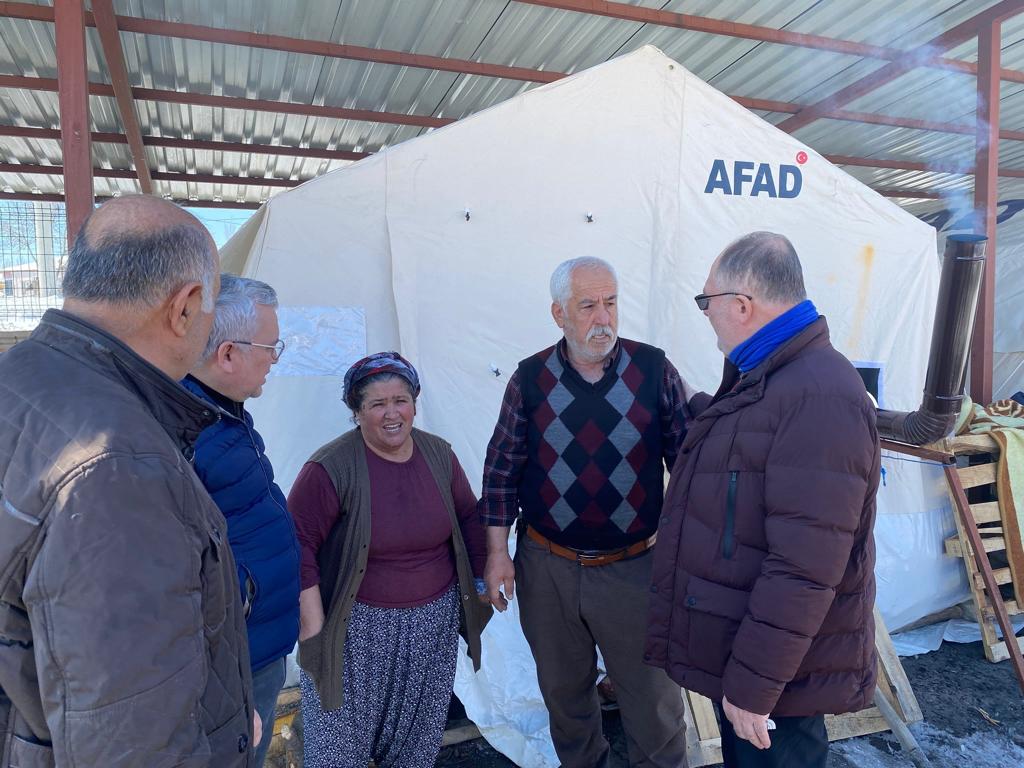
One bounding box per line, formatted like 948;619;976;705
517;338;666;550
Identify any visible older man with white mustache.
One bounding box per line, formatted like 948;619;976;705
480;256;692;768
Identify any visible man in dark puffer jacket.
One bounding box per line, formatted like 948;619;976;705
645;232;880;768
184;274;301;767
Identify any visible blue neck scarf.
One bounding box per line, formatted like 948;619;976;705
728;299;819;373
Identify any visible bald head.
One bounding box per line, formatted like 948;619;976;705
84;194;202;241
712;231;806;305
63;195;217;311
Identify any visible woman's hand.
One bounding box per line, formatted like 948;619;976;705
298;586;326;641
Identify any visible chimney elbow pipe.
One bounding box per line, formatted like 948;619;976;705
875;235;986;446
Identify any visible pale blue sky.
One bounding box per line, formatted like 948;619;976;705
187;208;255;248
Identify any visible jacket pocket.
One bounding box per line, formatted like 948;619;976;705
683;575;750;675
238;564;257;621
205;704;251;765
722;471;738;559
9;735;54;768
200;529;228;635
0;495;42;596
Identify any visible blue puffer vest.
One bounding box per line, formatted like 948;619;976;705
182;376;301;672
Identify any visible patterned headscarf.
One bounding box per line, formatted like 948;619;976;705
343;351;421;409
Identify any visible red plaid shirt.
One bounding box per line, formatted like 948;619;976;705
479;340;691;528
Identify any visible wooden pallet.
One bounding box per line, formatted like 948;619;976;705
940;433;1024;664
682;608;921;766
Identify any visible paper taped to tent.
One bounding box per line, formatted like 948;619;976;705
221;45;974;766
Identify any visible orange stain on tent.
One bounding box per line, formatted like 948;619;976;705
847;245;875;354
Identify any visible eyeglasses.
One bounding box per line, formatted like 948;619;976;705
693;292;753;311
231;339;286;361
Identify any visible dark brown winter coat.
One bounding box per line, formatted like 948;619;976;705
645;318;879;717
0;309;254;767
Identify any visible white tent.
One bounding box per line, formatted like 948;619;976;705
222;45;967;766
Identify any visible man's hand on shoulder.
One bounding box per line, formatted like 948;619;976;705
723;695;772;750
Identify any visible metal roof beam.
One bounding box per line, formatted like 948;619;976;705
0;1;562;84
91;0;152;193
4;74;1022;141
0;125;370;161
777;0;1024;134
0;190;261;209
874;189;944;199
972;19;1002;404
0;162;302;188
826;154;1024;178
54;0;91;247
0;74;451;129
9;124;1024;178
514;0;1024;83
4;1;1024;86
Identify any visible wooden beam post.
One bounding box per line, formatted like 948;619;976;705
971;21;1001;405
54;0;92;248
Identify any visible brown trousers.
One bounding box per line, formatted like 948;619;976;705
515;532;688;768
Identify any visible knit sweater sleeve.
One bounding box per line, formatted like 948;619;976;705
288;461;342;590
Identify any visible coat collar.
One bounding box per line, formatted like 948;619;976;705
34;308;219;453
182;374;247;422
680;318;832;451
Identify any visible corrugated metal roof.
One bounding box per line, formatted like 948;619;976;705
0;0;1021;204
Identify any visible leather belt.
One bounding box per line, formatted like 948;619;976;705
525;525;656;566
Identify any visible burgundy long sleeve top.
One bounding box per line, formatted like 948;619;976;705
289;442;487;608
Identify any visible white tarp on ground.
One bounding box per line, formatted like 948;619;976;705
221;45;964;766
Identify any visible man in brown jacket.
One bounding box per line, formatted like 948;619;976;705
0;196;257;767
645;232;880;767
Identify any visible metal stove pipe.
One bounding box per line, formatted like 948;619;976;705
875;234;986;446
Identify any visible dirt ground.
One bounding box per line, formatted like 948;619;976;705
435;638;1024;767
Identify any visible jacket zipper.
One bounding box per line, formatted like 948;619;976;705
723;471;738;559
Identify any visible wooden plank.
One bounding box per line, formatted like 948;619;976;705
974;567;1015;589
825;707;889;741
957;462;998;489
946;533;1005;556
688;691;720;742
873;608;923;723
945;434;999;454
983;634;1024;663
441;724;481;747
977;599;1019;621
972;501;1003;525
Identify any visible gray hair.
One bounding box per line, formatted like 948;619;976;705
201;274;279;361
63;223;217;311
715;232;807;304
549;256;618;309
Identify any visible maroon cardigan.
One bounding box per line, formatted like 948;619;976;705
645;318;880;717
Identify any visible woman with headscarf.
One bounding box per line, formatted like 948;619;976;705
288;352;491;768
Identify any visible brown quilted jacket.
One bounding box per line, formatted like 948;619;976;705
0;309;254;767
645;318;879;717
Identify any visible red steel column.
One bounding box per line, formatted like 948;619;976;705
55;0;93;247
971;21;1001;404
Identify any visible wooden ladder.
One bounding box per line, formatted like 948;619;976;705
932;435;1024;668
882;437;1024;695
